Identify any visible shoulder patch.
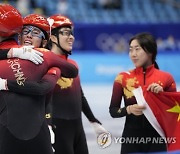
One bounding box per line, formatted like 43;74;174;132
115;74;123;84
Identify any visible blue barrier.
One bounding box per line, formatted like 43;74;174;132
71;52;180;84
73;23;180;52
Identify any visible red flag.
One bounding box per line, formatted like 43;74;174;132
133;87;180;151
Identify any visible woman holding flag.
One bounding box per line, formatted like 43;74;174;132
109;32;176;153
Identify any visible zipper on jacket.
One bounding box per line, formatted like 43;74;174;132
142;71;146;128
143;71;146;85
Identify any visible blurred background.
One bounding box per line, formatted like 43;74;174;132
1;0;180;153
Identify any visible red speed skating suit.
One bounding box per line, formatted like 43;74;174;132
0;39;78;140
109;64;176;153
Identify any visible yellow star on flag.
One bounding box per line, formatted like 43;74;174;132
166;101;180;121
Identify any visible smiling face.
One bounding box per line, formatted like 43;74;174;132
129;39;152;68
58;27;74;52
19;25;47;48
50;26;75;55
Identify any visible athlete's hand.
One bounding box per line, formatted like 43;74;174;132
127;104;145;116
9;46;44;65
147;83;163;93
0;77;8;90
91;122;108;136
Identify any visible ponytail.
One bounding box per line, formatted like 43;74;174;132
154;61;159;69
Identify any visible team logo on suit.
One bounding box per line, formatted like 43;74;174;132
57;77;73;89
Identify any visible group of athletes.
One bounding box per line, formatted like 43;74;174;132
0;3;108;154
0;3;179;154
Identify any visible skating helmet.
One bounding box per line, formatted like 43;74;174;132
48;14;73;30
23;14;50;39
0;4;23;37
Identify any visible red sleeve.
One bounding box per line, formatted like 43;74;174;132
164;72;177;92
7;67;61;95
41;50;78;78
67;59;79;69
109;74;128;118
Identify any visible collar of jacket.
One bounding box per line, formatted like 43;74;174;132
58;54;68;60
134;64;155;77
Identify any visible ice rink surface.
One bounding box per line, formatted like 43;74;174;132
82;84;124;154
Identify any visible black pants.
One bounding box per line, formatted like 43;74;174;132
0;122;53;154
52;118;89;154
121;128;167;154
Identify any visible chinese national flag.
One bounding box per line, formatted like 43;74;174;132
133;87;180;151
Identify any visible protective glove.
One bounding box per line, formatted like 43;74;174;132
9;46;44;65
91;122;108;136
0;78;8;90
48;125;55;144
